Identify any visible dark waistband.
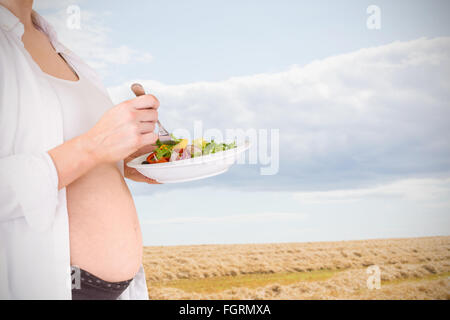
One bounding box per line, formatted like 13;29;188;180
71;266;133;300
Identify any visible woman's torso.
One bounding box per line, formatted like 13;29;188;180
45;63;143;282
0;6;147;298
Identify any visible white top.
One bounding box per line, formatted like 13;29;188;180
0;5;148;299
45;66;112;141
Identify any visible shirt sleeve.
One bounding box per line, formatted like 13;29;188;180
0;151;59;231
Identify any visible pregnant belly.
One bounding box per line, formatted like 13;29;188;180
67;162;143;282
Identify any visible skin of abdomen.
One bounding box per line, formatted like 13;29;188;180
67;163;143;282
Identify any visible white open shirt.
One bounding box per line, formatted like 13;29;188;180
0;6;148;299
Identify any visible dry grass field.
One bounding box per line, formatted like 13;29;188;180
143;236;450;300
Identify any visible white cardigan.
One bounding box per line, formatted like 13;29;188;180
0;6;148;299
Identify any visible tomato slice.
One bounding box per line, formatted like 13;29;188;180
146;152;170;164
155;157;169;163
146;152;157;163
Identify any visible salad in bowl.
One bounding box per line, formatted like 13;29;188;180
142;135;237;165
127;135;249;183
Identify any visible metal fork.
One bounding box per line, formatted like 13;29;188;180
131;83;174;143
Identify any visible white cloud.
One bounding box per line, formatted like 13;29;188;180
37;5;152;71
293;177;450;205
111;37;450;190
142;212;307;225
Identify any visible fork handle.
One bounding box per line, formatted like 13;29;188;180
131;83;146;97
130;83;169;136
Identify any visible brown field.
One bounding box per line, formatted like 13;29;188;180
143;236;450;300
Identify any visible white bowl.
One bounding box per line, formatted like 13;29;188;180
126;141;250;183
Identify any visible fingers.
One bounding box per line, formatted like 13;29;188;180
127;94;160;110
139;122;155;134
144;177;161;184
124;166;161;184
131;144;157;157
136;108;158;122
131;83;145;96
139;132;158;146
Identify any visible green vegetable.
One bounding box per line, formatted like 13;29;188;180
155;145;172;159
170;134;182;144
151;135;237;161
203;143;215;155
201;140;236;155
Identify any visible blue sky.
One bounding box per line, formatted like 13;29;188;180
36;0;450;245
37;0;450;85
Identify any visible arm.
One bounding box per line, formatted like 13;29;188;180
0;94;159;230
48;94;159;189
48;134;98;190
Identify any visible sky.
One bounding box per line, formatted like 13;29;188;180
35;0;450;245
